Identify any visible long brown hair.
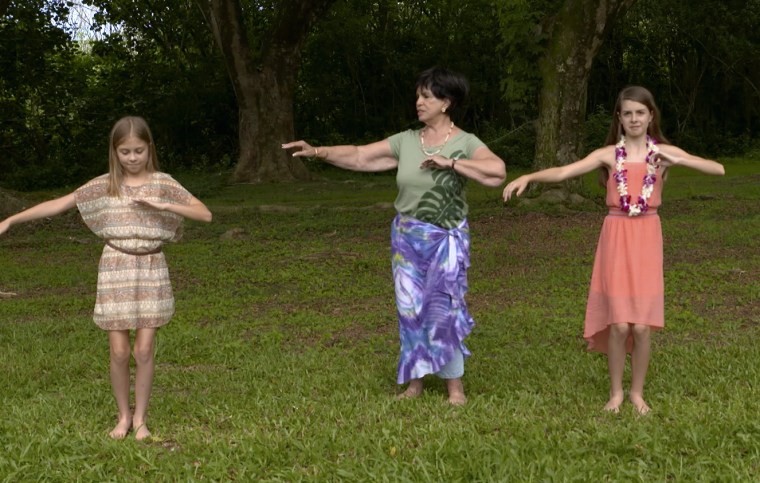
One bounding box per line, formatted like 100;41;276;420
599;86;670;185
107;116;159;196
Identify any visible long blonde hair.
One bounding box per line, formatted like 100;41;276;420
599;86;670;186
107;116;159;196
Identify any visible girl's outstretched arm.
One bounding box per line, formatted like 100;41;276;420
503;146;614;201
655;145;725;175
0;192;77;236
132;196;212;222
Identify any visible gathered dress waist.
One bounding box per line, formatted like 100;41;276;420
606;208;658;217
105;240;163;255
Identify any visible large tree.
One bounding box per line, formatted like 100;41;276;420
535;0;636;170
200;0;337;183
498;0;636;172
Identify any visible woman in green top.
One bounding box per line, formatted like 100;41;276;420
283;67;506;405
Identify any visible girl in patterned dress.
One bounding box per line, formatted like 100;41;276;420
503;86;724;414
0;116;212;439
283;67;506;405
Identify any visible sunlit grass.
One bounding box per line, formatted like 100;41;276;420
1;161;758;481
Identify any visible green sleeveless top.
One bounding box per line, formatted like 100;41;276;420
388;129;485;228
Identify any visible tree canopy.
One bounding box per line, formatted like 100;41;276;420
1;0;758;190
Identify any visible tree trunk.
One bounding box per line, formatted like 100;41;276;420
535;0;637;172
206;0;336;183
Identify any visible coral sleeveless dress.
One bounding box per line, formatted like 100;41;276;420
584;163;664;353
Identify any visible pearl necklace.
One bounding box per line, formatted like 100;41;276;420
613;135;659;216
419;122;454;156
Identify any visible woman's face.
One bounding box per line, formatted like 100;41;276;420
416;86;450;124
618;99;653;138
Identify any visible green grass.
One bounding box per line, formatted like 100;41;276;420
1;159;758;481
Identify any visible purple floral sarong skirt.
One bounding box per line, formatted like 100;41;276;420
391;214;475;384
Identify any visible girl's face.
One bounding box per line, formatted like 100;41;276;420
116;136;150;177
415;87;450;124
618;100;653;138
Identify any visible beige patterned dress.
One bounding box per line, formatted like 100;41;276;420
75;172;192;330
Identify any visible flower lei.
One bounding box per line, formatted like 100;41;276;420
613;135;659;216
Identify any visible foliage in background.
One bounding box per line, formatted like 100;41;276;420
296;0;508;142
1;0;759;190
83;0;237;170
0;1;88;189
589;0;760;156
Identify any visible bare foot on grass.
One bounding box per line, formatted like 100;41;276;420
446;378;467;406
630;394;651;415
109;419;132;439
603;392;624;413
134;422;152;441
396;380;423;400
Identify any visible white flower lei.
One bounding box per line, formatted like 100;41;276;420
613;135;659;216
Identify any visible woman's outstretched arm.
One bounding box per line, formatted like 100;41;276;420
282;139;398;172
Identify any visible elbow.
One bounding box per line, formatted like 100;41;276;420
481;170;507;188
483;175;506;188
493;164;508;186
199;208;213;223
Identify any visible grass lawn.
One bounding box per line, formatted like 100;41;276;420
1;157;758;481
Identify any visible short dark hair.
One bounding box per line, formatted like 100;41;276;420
415;67;470;119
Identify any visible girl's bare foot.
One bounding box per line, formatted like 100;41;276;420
133;422;152;441
630;394;651;415
109;419;132;439
447;393;467;406
396;380;423;400
603;393;624;413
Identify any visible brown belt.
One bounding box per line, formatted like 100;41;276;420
105;241;163;256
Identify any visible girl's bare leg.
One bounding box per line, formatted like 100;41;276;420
630;324;652;415
108;330;132;439
604;323;630;412
132;328;157;440
396;378;423;400
445;378;467;406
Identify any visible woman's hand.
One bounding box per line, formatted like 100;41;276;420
420;154;454;170
282;140;319;158
0;219;10;236
503;176;531;201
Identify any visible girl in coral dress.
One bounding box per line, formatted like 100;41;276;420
503;86;724;414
